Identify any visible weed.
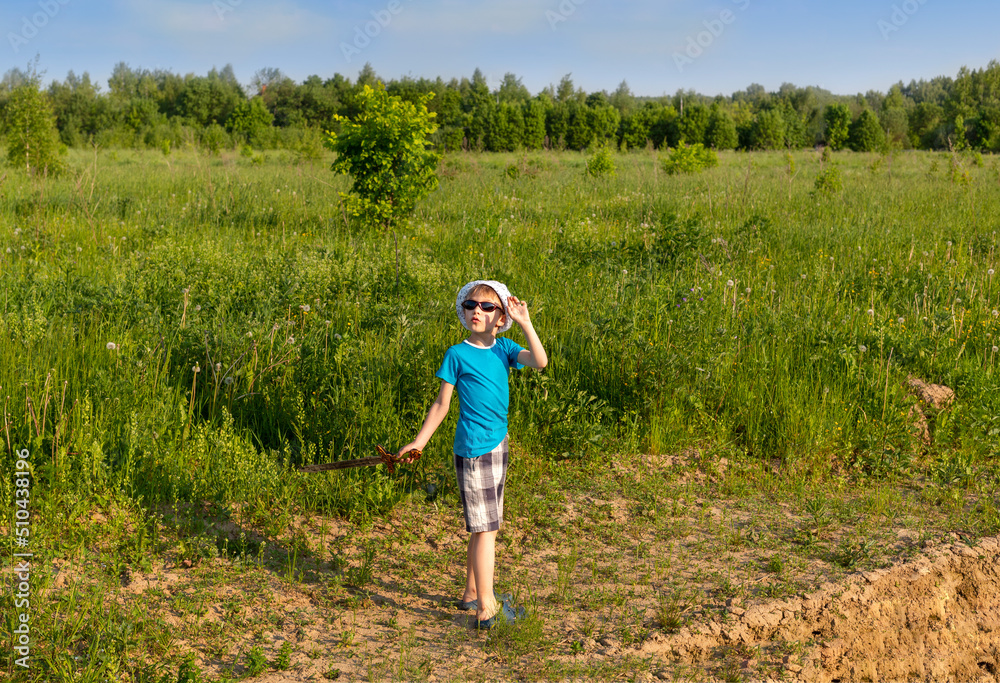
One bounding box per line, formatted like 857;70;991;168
552;544;579;604
244;647;267;677
834;538;879;569
274;640;293;670
346;542;377;590
655;585;695;634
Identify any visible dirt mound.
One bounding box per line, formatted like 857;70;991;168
907;375;956;445
654;535;1000;682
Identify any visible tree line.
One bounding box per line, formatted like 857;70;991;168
2;59;1000;156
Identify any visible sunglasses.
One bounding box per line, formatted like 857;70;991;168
462;299;503;313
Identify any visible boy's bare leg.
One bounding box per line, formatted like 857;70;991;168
468;530;499;621
462;533;478;603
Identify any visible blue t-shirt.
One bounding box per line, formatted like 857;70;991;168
436;337;525;458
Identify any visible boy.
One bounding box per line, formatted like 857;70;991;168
398;280;547;628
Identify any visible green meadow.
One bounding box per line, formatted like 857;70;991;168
2;147;1000;680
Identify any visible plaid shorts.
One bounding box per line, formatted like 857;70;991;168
454;435;509;533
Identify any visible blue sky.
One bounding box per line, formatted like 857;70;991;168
2;0;998;97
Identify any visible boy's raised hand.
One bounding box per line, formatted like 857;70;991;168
505;295;532;327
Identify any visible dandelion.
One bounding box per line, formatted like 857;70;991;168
246;331;253;338
994;310;999;317
215;363;222;373
194;305;201;311
726;279;734;288
994;346;999;353
334;333;342;340
745;287;751;294
623;269;628;275
800;274;806;279
859;345;867;352
287;336;296;344
478;252;484;258
300;304;311;313
898;317;905;324
106;342;117;351
224;376;234;385
990;269;996;276
325;320;332;326
192;364;200;373
76;246;82;252
867;309;875;316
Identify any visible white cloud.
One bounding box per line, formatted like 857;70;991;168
119;0;333;45
390;0;553;37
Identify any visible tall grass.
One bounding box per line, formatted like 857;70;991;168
0;146;997;529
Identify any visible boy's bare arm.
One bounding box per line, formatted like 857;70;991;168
398;380;454;459
506;296;548;370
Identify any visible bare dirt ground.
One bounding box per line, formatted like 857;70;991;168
30;448;1000;682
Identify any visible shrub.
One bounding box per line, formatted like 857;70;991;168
200;123;230;155
4;72;66;175
325;83;440;231
813;166;843;194
661;142;718;175
585;146;616;177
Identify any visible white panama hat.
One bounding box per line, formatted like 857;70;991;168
455;280;514;334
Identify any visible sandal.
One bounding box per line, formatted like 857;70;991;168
456;592;512;611
475;601;526;630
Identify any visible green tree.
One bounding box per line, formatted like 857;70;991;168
749;108;787;150
619;110;650;150
908;101;944;148
522;98;547;150
824;104;851;150
226;97;274;146
848;109;886;152
704;105;738;150
565;101;594;150
325;83;440;230
4;72;65;175
677;103;710;145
